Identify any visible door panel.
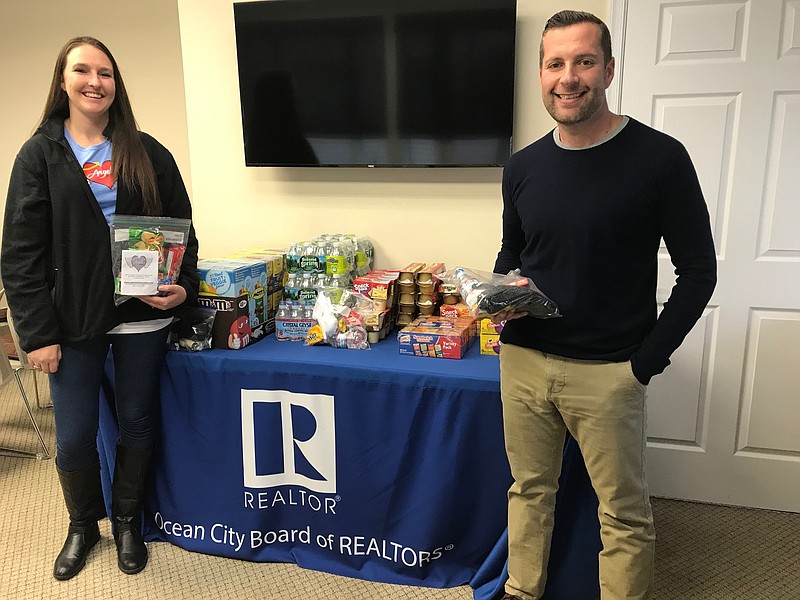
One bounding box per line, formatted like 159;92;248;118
616;0;800;511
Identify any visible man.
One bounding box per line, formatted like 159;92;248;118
494;10;716;600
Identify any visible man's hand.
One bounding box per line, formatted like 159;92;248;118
491;307;527;324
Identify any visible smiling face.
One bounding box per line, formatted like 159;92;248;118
539;22;614;127
60;44;116;124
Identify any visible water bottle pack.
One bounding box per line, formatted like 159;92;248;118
275;300;316;341
286;234;373;279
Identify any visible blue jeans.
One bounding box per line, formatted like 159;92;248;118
49;326;170;471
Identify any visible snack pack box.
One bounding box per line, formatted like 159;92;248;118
397;315;476;359
416;262;445;295
440;302;471;318
396;262;426;291
198;258;270;341
416;293;438;316
197;293;252;350
352;270;397;309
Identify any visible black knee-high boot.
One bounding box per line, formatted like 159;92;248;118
54;463;107;580
111;444;154;574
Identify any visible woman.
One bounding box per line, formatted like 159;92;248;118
1;37;199;580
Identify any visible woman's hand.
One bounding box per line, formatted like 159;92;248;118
137;284;187;310
27;344;62;374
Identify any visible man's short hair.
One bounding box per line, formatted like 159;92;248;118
539;10;612;67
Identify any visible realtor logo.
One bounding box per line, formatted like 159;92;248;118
241;390;336;493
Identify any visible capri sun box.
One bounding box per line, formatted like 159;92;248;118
197;258;270;349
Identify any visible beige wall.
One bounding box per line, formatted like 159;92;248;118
0;0;190;199
1;0;607;272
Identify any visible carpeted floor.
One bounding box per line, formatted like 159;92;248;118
1;370;798;600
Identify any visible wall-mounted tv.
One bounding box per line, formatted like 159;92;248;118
233;0;517;167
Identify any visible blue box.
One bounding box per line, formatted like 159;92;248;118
198;259;270;342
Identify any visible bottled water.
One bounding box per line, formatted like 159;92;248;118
275;301;290;341
289;301;302;319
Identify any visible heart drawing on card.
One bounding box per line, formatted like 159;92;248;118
126;254;153;272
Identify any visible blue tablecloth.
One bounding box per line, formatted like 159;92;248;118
98;334;600;597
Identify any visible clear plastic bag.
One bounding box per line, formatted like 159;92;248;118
167;306;215;352
443;267;561;318
305;289;373;349
110;215;191;305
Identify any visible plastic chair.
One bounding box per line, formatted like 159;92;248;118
6;309;49;409
0;339;51;460
0;279;50;460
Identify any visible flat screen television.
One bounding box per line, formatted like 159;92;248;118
233;0;517;167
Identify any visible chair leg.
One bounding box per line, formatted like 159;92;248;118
31;368;51;409
0;370;51;460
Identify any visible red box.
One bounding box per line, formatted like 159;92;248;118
439;302;471;318
352;271;396;303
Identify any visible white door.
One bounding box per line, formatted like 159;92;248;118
610;0;800;511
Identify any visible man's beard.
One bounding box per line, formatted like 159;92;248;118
544;89;604;125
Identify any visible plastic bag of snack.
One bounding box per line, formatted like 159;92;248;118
167;306;215;352
442;267;560;318
111;215;191;305
306;289;372;349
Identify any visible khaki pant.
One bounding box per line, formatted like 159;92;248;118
501;343;655;600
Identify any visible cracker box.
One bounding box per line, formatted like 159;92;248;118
397;315;476;359
197;293;253;350
479;318;504;335
480;334;502;355
479;318;505;355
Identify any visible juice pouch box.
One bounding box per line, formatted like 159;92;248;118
226;249;286;278
198;258;269;340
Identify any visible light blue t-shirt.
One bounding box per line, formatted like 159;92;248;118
64;126;172;334
65;126;117;224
